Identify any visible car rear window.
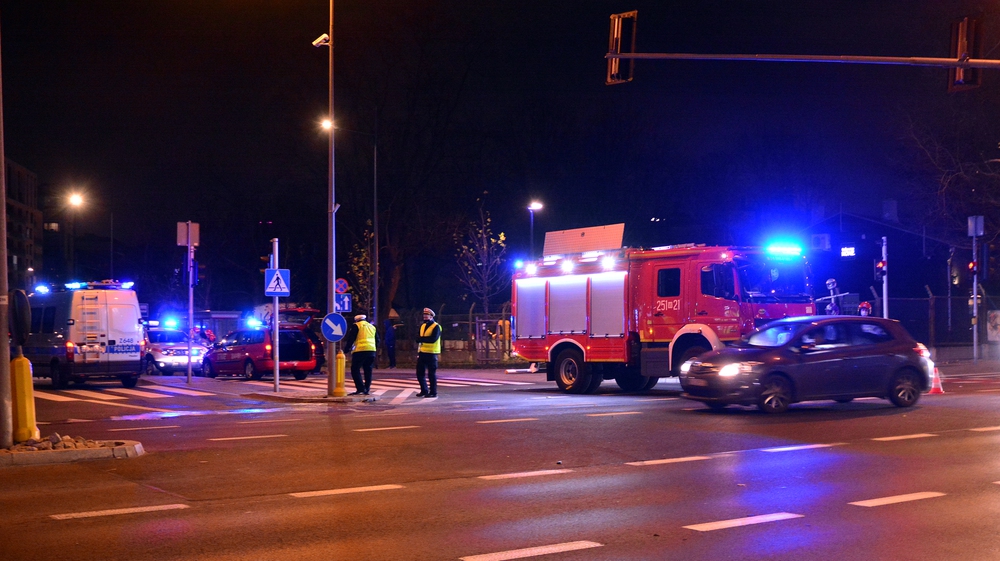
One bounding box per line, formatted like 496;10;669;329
851;322;894;345
279;331;309;345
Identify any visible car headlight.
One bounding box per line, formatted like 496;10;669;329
718;362;759;377
680;360;694;374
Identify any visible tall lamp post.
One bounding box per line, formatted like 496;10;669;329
67;193;114;280
528;201;543;259
333;124;378;324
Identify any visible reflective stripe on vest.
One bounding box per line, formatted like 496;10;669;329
418;322;441;354
353;322;377;352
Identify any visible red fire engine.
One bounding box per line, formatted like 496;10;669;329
511;224;815;393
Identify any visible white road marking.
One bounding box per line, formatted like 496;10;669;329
684;512;804;532
478;469;573;480
32;391;78;402
627;455;712;467
849;491;945;507
354;425;419;432
207;434;288;441
638;397;679;401
460;540;603;561
969;426;1000;432
872;433;938;442
51;504;189;520
289;484;404;498
529;396;567;400
63;389;127;400
390;388;416;405
80;400;173;412
145;385;215;397
762;443;844;453
107;425;181;432
104;388;171;398
476;418;538;424
586;411;641;417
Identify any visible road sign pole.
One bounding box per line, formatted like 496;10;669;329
321;312;348;397
272;238;280;392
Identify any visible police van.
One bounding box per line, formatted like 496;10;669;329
25;280;145;388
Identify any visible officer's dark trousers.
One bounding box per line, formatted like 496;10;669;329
351;351;376;392
416;352;438;395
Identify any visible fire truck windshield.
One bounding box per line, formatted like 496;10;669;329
736;255;812;303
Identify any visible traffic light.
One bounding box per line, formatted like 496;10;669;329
875;259;887;281
969;260;978;275
259;254;271;274
197;262;207;284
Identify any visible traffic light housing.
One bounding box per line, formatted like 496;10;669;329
875;259;887;281
969;260;978;275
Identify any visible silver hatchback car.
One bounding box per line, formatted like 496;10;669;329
143;328;210;375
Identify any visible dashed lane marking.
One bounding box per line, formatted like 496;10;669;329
63;389;127;400
969;426;1000;432
762;443;845;453
289;484;404;498
626;456;712;467
683;512;804;532
207;434;288;442
452;400;497;403
586;411;641;417
872;433;938;442
354;425;419;432
478;469;573;480
476;418;538;424
849;492;945;507
460;540;603;561
51;504;189;520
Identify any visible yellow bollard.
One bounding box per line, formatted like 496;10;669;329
11;355;39;442
333;349;347;397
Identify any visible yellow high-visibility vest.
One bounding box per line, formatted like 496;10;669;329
418;322;441;354
353;321;377;352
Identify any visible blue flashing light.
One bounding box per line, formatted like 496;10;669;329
163;317;179;328
765;243;803;257
514;260;524;269
246;318;264;328
65;282;83;290
34;285;50;294
120;281;135;289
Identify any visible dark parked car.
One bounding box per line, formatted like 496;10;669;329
679;316;932;413
202;328;316;381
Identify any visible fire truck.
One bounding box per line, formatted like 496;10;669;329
511;224;815;393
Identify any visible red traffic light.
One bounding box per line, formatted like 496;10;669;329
970;261;978;274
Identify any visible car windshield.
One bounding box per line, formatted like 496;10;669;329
148;330;188;344
736;254;812;303
745;322;808;347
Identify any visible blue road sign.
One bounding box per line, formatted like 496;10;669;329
321;313;348;342
264;269;291;297
334;293;352;313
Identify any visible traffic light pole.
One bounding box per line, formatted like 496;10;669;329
973;235;979;362
881;237;888;319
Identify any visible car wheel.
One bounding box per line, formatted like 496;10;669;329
51;362;68;390
615;369;649;392
758;375;792;414
674;345;709;376
244;361;262;381
293;371;308;381
203;361;217;378
143;355;156;376
707;402;728;411
554;348;592;393
120;375;139;388
889;370;921;408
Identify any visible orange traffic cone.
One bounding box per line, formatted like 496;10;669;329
928;367;945;395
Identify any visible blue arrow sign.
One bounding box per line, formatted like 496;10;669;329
321;313;348;342
264;269;291;297
334;293;352;313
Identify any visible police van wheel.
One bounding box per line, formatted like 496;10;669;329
554;349;592;394
293;371;308;381
121;375;139;388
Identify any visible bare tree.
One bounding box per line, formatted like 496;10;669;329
454;194;508;315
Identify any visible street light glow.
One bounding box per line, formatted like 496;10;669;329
528;201;543;211
69;193;83;207
321;119;333;130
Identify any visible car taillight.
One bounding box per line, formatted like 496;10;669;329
66;341;75;362
265;343;272;353
310;343;316;352
915;343;931;359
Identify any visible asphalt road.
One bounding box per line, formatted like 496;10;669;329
4;368;1000;561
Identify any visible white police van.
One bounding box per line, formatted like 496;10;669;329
25;280;145;388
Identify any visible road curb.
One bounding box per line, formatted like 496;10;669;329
245;392;374;404
0;440;145;467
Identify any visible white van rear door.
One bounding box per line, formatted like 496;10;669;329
108;300;142;362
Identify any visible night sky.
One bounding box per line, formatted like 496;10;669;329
0;1;994;314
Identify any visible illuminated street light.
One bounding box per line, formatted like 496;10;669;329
528;201;543;260
67;193;114;280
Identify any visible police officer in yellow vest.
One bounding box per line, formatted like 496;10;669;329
343;314;379;395
415;307;441;397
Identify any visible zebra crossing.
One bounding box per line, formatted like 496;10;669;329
31;375;537;406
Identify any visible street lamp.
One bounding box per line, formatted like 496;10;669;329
528;201;543;259
67;193;114;280
333;123;378;326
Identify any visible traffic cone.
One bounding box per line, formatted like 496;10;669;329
928;367;945;395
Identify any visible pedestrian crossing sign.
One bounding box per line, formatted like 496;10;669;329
264;268;291;297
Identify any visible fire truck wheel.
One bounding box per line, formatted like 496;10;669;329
554;349;592;393
674;345;709;375
643;376;659;390
615;370;648;392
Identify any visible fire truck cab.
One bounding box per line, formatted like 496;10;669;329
511;225;814;393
